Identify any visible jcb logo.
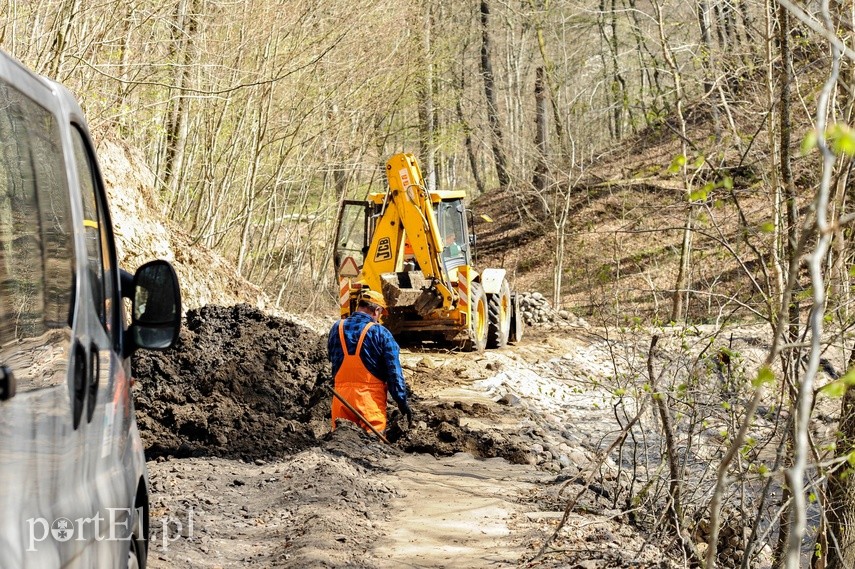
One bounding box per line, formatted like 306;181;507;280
374;237;392;262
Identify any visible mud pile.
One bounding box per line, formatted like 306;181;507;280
133;304;331;461
388;401;533;464
133;303;542;466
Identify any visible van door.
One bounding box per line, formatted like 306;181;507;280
0;74;80;567
69;126;138;567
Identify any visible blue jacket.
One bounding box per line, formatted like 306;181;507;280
327;311;408;407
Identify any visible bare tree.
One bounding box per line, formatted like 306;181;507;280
479;0;510;189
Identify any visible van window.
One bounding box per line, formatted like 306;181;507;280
0;79;74;390
72;128;119;345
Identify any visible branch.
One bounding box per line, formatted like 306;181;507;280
775;0;855;61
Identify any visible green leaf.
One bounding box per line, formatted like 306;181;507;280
849;265;855;278
831;124;855;156
722;176;733;190
841;367;855;386
757;464;770;476
721;401;731;410
847;451;855;468
689;188;708;202
667;154;687;174
752;366;775;388
820;380;846;398
760;221;775;233
801;129;818;155
693;155;706;168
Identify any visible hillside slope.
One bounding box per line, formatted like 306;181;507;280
96;138;267;311
473;99;819;326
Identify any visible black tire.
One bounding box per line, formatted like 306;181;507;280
487;279;511;349
509;292;524;344
127;538;141;569
127;501;146;569
463;282;488;352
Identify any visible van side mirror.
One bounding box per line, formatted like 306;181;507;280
126;260;181;354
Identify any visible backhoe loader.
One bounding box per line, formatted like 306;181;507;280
333;153;523;351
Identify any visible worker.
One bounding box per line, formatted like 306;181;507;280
443;231;461;258
328;289;413;433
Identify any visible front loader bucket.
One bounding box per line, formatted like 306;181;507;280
380;271;443;316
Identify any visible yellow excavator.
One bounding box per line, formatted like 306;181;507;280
333;153;523;351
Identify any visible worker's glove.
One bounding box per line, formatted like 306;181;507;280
398;401;414;428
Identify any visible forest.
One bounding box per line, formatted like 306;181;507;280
4;0;855;567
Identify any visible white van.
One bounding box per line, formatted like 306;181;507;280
0;50;181;568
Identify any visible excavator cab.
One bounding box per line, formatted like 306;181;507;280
334;196;472;281
333;200;376;280
435;198;471;275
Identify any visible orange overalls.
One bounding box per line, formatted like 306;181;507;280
331;321;388;432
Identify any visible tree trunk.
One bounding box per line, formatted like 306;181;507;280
826;347;855;568
456;60;485;196
653;0;691;323
773;7;800;564
531;0;570;163
533;67;547;191
479;0;510;188
160;0;198;202
47;0;81;78
670;209;692;323
417;2;436;192
824;29;855;550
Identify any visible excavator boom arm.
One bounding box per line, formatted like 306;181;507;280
357;154;456;307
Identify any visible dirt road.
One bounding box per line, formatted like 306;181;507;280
136;306;679;568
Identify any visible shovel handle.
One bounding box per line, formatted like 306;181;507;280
329;386;392;445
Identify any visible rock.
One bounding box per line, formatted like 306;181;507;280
497;393;521;406
530;443;544;454
418;357;436;369
568;449;589;467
